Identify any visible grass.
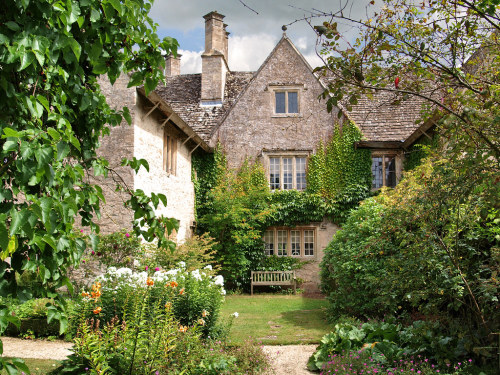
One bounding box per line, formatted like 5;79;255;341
1;358;61;375
219;294;333;345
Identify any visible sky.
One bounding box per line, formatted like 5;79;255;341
150;0;379;74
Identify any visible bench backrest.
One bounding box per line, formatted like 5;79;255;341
251;271;295;283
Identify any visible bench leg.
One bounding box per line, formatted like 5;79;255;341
251;284;253;296
293;282;296;295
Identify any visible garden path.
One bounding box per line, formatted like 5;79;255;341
1;337;317;374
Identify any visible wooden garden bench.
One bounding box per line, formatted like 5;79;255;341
250;271;296;295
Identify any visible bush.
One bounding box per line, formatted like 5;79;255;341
77;263;225;336
149;233;220;273
54;283;271;375
308;320;472;372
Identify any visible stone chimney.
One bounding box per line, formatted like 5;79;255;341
165;54;181;77
201;11;229;105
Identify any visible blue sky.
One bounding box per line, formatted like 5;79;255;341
149;0;378;73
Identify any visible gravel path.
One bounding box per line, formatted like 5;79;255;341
1;337;73;361
263;345;317;375
1;337;318;374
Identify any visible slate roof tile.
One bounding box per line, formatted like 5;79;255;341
154;71;254;143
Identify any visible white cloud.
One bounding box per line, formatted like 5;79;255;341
228;34;278;71
179;49;202;74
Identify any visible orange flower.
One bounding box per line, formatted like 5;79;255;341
168;281;178;288
179;288;185;295
202;309;208;317
178;325;188;332
164;302;172;310
81;292;90;298
91;290;102;299
91;282;101;291
146;277;154;287
197;319;205;326
93;306;102;314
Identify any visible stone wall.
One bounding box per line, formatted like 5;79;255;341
94;75;136;234
211;37;338;168
134;95;196;243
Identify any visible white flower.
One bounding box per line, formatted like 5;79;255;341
178;261;186;268
191;269;202;281
133;259;140;267
204;265;212;270
232;312;239;318
221;288;226;296
213;275;224;286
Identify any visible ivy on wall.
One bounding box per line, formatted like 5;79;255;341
307;121;372;199
191;123;373;288
403;132;439;172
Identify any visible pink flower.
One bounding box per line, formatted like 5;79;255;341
80;229;84;233
145;266;148;271
125;233;130;238
155;267;160;271
91;251;95;255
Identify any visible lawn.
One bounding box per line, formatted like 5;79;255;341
219;294;333;345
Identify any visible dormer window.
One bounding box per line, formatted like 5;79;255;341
371;153;397;189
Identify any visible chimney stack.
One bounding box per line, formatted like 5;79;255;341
165;54;181;77
201;11;229;105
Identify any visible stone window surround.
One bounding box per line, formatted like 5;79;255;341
371;150;402;189
268;84;304;118
262;150;311;191
264;226;316;258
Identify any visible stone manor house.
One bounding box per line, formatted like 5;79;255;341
97;11;431;284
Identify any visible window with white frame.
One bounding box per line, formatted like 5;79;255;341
371;154;397;189
269;156;307;190
263;228;315;257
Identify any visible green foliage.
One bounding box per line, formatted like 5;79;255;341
320;152;499;361
307;122;372;199
308;320;472;372
0;2;180;371
404;132;440;171
253;255;304;272
150;233;220;273
96;229;142;269
78;264;225;336
195;151;271;289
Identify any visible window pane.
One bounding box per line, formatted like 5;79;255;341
264;230;274;256
275;92;286;113
291;230;300;256
283;158;292;190
288;92;298;113
385;156;396;188
371;157;383;189
277;230;287;256
270;157;280;190
296;157;306;190
304;230;314;256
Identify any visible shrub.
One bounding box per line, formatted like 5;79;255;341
308;320;473;372
77;263;225;335
150;233;220;273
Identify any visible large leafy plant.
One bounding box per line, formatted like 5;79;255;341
0;0;179;372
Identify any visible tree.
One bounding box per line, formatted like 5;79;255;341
0;1;178;371
311;0;499;161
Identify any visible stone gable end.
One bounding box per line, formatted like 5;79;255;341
211;37;338;168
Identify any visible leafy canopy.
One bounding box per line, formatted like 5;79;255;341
0;1;178;371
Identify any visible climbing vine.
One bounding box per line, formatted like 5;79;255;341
191;124;373;288
403;132;439;172
307;121;372;199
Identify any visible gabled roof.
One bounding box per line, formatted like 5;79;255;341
154;71;254;144
348;90;428;144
